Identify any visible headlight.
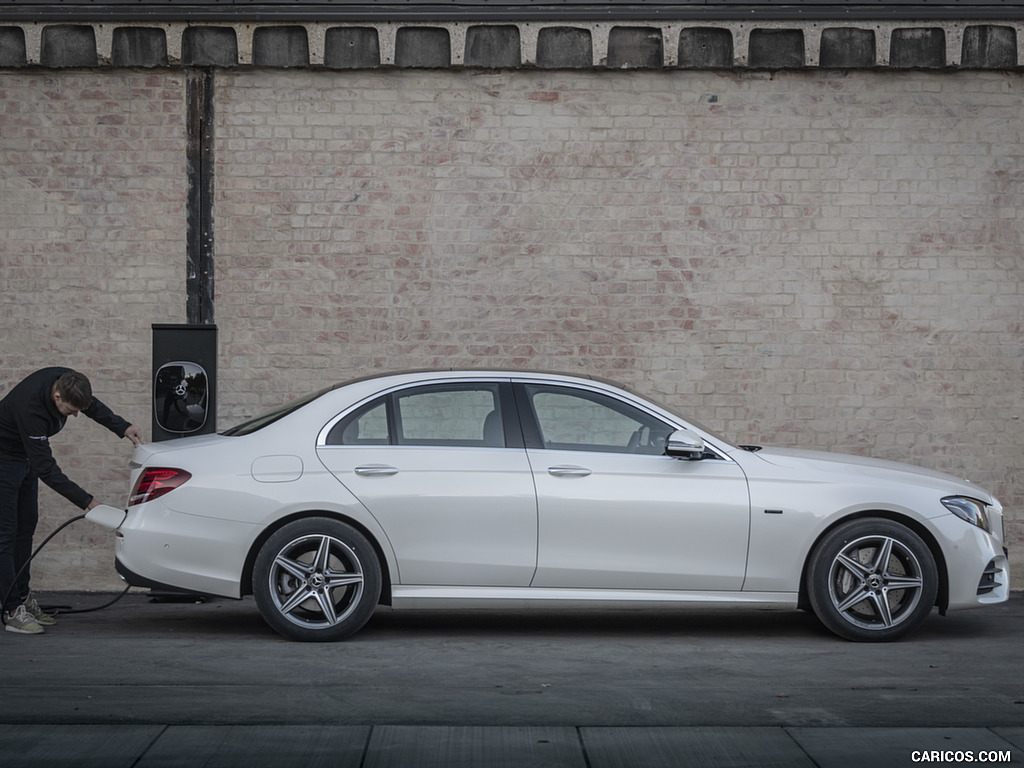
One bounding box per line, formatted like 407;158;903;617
941;496;992;534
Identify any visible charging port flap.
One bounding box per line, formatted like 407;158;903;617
85;504;127;531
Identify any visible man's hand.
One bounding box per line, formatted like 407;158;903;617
124;425;145;447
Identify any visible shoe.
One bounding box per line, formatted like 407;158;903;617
23;595;56;626
4;605;44;635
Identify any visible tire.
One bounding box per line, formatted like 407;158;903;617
253;517;382;642
807;518;938;642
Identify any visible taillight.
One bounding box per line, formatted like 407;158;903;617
129;468;192;506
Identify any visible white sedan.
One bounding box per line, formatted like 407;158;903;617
110;370;1009;642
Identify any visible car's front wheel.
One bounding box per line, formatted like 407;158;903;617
807;518;938;642
253;517;381;642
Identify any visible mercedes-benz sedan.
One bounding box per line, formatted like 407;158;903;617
109;370;1009;642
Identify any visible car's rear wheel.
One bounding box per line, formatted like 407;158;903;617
253;517;381;642
807;518;938;642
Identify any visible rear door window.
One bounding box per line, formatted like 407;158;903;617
326;383;509;448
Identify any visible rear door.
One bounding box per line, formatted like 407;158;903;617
316;380;538;587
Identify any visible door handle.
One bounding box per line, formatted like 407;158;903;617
547;465;592;478
354;465;399;477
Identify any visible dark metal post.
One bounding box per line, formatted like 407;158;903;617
186;68;215;326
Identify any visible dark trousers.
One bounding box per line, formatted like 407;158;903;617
0;458;38;613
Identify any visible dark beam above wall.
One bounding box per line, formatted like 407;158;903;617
5;0;1024;22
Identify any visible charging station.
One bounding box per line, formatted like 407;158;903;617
152;324;217;442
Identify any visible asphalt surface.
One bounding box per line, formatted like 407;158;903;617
2;590;1023;766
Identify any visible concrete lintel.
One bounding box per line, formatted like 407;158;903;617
2;19;1023;70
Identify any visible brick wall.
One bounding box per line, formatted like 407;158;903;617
216;68;1024;576
1;64;1022;590
0;71;185;589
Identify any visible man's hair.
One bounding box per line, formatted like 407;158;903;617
56;371;93;411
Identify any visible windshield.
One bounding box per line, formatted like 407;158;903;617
220;383;339;436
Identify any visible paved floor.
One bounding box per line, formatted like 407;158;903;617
2;591;1022;766
3;723;1023;767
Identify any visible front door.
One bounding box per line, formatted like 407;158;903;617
516;382;751;591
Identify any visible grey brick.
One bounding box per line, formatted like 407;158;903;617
607;27;663;69
40;25;98;68
678;27;733;69
748;29;804;69
253;26;309;68
961;25;1016;69
112;27;168;68
0;26;27;67
182;27;238;67
395;27;451;68
536;27;592;69
820;28;876;69
465;26;520;69
890;28;946;69
324;27;380;69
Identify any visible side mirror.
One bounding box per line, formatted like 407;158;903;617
665;429;706;460
154;361;209;435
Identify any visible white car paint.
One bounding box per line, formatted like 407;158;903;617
111;370;1009;642
320;443;537;586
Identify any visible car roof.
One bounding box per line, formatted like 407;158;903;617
327;367;634;393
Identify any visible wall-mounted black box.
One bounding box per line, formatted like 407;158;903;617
152;324;217;442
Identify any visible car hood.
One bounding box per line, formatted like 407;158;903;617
741;446;993;502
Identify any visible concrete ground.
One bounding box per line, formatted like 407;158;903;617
1;590;1022;766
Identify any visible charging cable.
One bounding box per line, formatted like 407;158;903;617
1;513;131;627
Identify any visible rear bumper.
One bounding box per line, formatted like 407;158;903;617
115;501;257;599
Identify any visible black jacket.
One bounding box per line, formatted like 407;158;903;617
0;367;131;509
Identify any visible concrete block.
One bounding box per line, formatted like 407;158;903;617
678;27;733;68
112;27;168;68
394;27;450;68
147;725;370;767
961;25;1017;69
0;725;168;766
748;29;804;69
583;727;817;768
790;728;1023;768
890;28;946;68
536;27;592;69
324;27;380;69
464;26;521;69
607;27;663;69
40;25;98;68
0;26;27;67
182;27;238;67
253;26;309;68
819;28;876;68
367;727;584;768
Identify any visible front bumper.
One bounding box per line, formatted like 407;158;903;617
935;513;1010;611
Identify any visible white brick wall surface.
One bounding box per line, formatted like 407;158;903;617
0;72;186;589
1;66;1022;591
216;69;1024;582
